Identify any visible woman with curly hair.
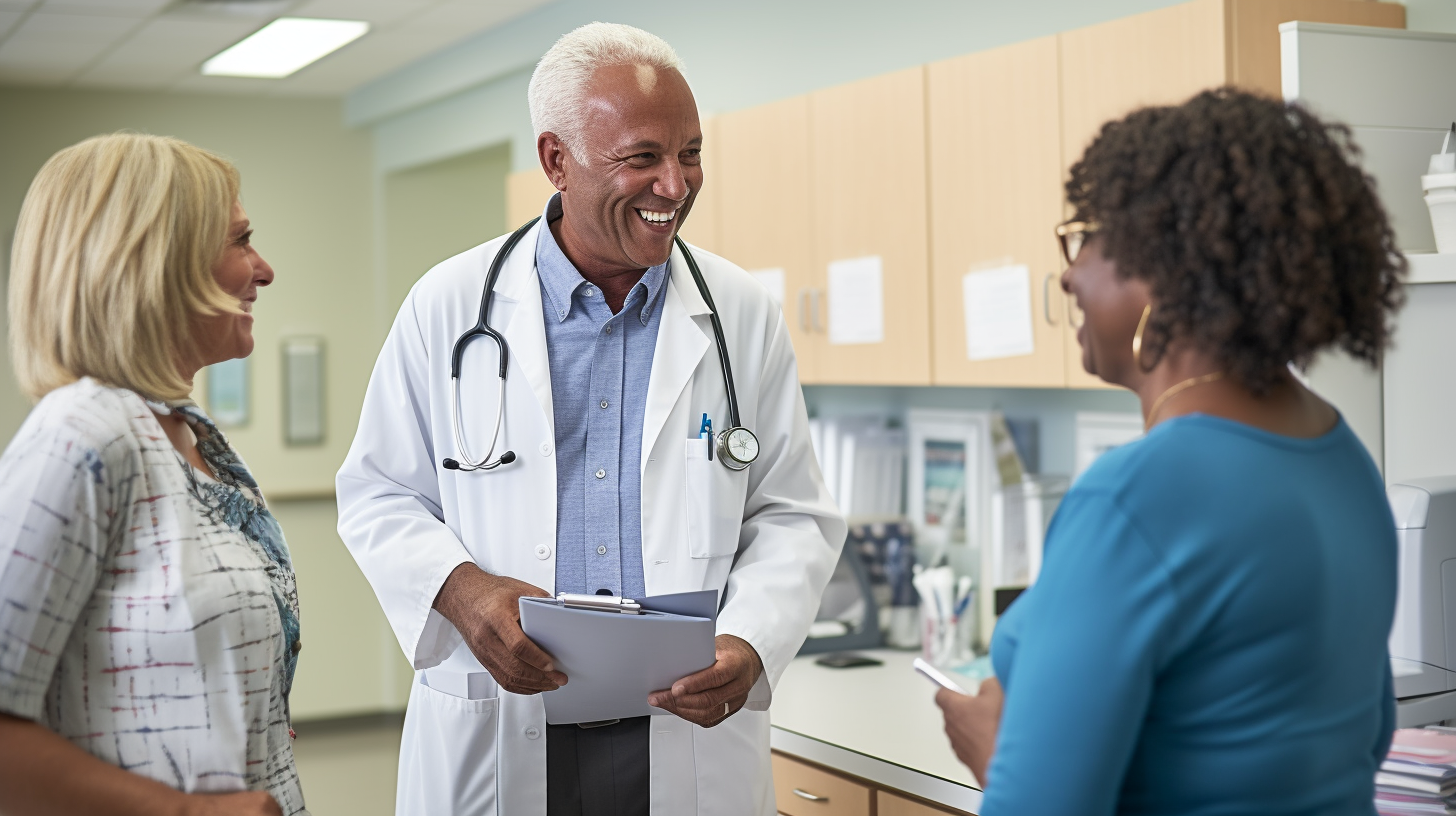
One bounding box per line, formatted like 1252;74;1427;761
936;88;1404;815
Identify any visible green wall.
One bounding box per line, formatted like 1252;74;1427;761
0;87;410;719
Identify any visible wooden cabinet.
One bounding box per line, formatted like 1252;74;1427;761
717;95;817;378
927;36;1067;388
772;752;973;816
877;790;969;816
809;67;933;385
772;753;872;816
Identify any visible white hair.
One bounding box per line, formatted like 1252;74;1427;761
528;22;686;161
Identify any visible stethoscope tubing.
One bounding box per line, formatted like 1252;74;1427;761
446;216;748;473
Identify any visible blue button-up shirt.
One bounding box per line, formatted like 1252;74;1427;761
536;195;666;600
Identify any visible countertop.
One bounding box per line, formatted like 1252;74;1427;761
770;649;983;813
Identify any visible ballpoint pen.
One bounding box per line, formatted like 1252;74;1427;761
699;412;713;461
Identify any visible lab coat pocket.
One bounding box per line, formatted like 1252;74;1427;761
684;437;744;559
398;676;500;815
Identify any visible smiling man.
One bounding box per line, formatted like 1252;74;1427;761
336;22;845;816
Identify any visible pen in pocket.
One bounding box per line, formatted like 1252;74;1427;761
699;413;713;461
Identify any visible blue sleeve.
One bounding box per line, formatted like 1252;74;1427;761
980;492;1179;816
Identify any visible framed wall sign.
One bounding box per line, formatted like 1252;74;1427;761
206;357;249;427
282;337;325;446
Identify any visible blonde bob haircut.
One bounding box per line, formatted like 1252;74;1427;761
9;132;241;402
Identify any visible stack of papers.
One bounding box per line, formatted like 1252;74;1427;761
1379;729;1456;815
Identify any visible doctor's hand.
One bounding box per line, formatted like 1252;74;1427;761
648;634;763;728
432;563;568;695
935;677;1004;785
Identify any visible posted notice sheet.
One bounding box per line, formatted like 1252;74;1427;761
962;264;1035;361
828;255;885;345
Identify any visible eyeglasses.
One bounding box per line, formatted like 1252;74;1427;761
1055;220;1100;266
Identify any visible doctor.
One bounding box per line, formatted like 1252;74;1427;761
336;21;844;816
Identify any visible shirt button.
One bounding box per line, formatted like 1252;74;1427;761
539;441;553;456
524;726;541;740
583;287;594;296
600;400;608;409
605;325;612;335
595;468;606;479
597;545;608;555
534;544;552;560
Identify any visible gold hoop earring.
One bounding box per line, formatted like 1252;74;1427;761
1132;304;1152;370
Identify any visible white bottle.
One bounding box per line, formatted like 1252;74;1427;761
1422;123;1456;253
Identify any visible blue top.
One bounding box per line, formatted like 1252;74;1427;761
984;414;1396;816
535;194;667;600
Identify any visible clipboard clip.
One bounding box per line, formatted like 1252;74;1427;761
557;593;642;614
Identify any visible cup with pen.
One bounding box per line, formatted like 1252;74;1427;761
912;565;974;667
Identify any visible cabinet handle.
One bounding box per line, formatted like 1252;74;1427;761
797;288;811;332
1043;272;1059;326
792;788;829;802
810;289;824;333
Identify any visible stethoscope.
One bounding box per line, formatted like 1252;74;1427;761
441;216;760;474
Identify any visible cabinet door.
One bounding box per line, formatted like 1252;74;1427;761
771;753;872;816
1226;0;1405;96
1057;0;1226;388
505;168;557;230
717;97;817;378
928;36;1066;388
810;67;933;385
677;117;721;253
876;790;972;816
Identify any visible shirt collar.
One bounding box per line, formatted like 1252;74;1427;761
534;193;669;325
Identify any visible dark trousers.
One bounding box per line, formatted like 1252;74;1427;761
546;716;651;816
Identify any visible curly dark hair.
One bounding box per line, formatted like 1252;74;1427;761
1066;87;1405;394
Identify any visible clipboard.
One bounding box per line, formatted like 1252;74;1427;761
519;590;718;725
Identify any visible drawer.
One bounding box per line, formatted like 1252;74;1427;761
876;790;973;816
772;752;872;816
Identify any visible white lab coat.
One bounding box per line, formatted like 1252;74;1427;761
336;221;846;816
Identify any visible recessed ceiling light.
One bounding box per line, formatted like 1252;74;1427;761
202;18;370;79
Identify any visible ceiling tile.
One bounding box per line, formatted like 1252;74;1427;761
73;16;262;86
276;27;442;93
0;11;141;83
42;0;171;15
287;0;438;29
400;0;548;35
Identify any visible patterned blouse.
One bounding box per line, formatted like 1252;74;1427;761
0;378;306;814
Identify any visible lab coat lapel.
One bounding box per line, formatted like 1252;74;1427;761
641;246;711;474
492;222;554;434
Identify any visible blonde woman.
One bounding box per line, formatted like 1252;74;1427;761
0;134;302;816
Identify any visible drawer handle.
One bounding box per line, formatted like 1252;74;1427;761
792;788;829;802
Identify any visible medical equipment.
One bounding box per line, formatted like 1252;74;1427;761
441;217;759;473
1389;477;1456;727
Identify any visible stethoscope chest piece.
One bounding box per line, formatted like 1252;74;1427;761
716;426;759;471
